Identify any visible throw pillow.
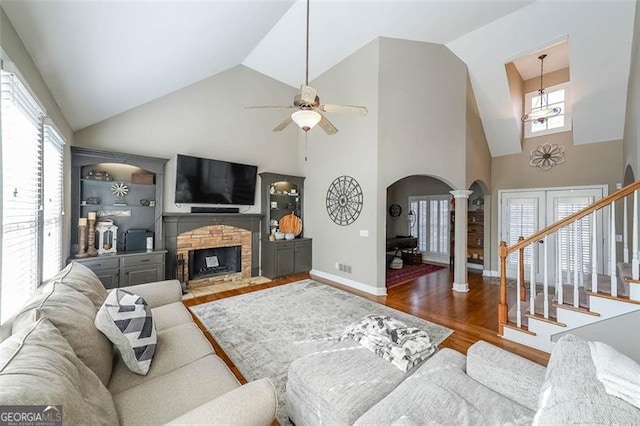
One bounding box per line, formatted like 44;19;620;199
0;318;119;425
42;261;107;310
95;288;157;375
11;282;114;386
533;334;640;425
588;340;640;409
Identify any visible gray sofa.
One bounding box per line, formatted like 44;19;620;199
287;335;640;425
0;262;277;425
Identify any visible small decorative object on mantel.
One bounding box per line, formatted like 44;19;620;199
131;172;154;185
84;169;112;181
75;217;89;258
111;182;129;206
326;175;363;226
529;143;565;171
86;212;98;257
96;219;118;254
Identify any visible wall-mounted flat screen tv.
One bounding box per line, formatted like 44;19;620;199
175;154;257;205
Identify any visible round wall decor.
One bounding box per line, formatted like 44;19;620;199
326;175;363;226
388;204;402;217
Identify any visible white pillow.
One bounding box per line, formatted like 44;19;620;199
95;289;157;375
589;340;640;409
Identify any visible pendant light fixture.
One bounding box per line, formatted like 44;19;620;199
521;54;561;123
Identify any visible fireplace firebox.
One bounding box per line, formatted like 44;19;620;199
188;245;241;281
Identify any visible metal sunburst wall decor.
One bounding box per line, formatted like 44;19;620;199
326;175;363;226
529;143;565;171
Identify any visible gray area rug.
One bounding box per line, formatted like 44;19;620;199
190;279;453;424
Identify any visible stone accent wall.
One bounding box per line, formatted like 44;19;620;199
177;225;251;288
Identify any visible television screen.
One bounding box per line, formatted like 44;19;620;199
175;154;257;205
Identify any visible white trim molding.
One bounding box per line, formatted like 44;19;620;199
452;282;469;293
309;269;387;296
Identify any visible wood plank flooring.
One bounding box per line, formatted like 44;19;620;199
183;265;550;389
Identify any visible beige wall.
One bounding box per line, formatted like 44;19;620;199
505;62;524;143
623;0;640;178
1;7;74;260
301;38;381;293
490;136;623;271
75;65;299;214
465;75;491;190
522;67;570;96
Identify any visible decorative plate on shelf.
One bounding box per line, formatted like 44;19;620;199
325;175;363;226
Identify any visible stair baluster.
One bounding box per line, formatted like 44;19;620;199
530;239;536;318
624;196;629;263
573;221;580;308
633;190;639;280
610;201;618;298
543;235;549;318
557;231;564;304
592;211;598;293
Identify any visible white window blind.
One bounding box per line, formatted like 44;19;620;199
506;198;536;267
409;196;449;257
1;70;44;323
555;198;593;275
42;125;65;281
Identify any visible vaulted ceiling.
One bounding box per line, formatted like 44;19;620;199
2;1;636;157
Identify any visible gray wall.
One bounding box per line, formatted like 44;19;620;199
623;0;640;178
0;6;74;261
74;65;299;214
301;38;381;293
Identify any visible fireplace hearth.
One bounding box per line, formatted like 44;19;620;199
189;245;241;281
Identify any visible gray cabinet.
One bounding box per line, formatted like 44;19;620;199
71;251;166;289
262;238;312;279
259;172;312;279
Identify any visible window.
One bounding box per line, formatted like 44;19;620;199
524;82;571;138
1;60;65;323
408;196;449;260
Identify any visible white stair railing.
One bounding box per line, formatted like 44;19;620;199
610;201;617;298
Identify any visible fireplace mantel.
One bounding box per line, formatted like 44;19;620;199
163;213;262;280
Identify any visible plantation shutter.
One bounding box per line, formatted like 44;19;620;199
1;69;44;323
506;198;537;267
42;124;65;281
555;197;593;274
408;196;449;257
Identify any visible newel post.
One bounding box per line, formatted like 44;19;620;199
498;241;508;335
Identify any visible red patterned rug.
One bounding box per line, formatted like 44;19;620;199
386;263;446;289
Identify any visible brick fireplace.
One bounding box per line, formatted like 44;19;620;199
163;213;261;287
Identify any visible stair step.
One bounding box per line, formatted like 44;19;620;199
587;291;640;305
553;302;601;316
524;312;567;327
503;322;536;336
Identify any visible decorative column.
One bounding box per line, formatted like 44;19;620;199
450;190;473;292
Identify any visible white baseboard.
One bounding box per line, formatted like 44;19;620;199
488;270;500;277
452;282;469;292
310;269;387;296
482;270;492;277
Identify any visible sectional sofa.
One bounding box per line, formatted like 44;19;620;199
287;333;640;424
0;262;277;425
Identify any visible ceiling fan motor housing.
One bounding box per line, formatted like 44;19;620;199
294;93;320;108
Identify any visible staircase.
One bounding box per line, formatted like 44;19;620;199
498;182;640;352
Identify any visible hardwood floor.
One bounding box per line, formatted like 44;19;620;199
183;265;550;388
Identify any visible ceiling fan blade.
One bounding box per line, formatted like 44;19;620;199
320;104;368;115
273;116;293;132
244;105;296;109
318;114;338;135
300;85;318;104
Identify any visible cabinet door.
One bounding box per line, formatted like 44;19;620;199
294;241;312;273
95;270;119;289
121;265;162;287
275;247;295;277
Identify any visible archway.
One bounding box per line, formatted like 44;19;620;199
624;164;635;186
385;175;454;288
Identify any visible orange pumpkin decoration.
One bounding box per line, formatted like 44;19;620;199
279;213;302;236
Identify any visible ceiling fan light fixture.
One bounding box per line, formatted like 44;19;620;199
521;54;561;123
291;109;321;132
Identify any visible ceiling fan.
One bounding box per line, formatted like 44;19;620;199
246;0;367;135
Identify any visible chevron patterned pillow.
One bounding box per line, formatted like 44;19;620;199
95;289;157;375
